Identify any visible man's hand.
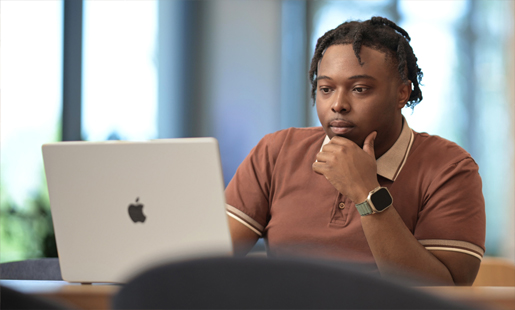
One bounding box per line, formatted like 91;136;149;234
312;131;379;203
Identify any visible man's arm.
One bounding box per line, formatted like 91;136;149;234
312;132;480;285
361;205;480;285
228;215;259;257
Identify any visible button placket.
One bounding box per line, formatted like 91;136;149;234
329;193;352;226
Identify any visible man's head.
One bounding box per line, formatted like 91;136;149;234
309;16;423;107
310;17;423;156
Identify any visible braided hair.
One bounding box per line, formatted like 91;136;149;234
309;16;423;108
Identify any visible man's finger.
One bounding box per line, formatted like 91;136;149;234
312;161;325;175
315;151;329;163
363;131;377;158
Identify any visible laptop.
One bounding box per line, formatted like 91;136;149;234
42;138;233;283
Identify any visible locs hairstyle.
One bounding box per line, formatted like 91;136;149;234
309;16;423;108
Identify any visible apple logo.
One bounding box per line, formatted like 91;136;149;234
128;197;146;223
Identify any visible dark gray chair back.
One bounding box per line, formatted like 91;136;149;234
0;258;62;280
112;256;475;309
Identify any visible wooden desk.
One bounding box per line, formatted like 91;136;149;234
0;280;119;310
1;280;514;310
420;286;515;310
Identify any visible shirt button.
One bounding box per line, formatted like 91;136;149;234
339;202;345;209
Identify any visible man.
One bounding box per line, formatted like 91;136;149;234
225;17;485;285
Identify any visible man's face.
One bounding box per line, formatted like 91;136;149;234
316;44;410;154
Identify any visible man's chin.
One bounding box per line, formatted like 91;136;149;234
332;134;365;148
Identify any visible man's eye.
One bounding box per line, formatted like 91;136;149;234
354;87;369;93
319;87;331;94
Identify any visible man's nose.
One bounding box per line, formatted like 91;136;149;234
331;92;350;113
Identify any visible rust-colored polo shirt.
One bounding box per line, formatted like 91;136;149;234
225;121;486;264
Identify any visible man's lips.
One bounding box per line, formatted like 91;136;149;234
329;119;355;135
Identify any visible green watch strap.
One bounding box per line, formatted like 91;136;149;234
355;201;374;216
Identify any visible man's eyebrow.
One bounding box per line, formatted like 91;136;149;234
316;74;377;81
349;74;377;80
316;75;332;81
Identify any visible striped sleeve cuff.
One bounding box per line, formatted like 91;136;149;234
419;239;485;261
226;204;264;237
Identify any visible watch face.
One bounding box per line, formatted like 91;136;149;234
370;188;393;211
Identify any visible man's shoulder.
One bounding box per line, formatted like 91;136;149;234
411;130;476;166
254;127;326;160
262;127;326;145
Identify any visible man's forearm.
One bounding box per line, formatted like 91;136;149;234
360;206;455;285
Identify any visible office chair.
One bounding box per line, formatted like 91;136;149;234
112;256;476;309
0;258;62;280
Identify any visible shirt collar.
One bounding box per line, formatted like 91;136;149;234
320;118;414;181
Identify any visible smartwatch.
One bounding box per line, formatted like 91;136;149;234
355;187;393;216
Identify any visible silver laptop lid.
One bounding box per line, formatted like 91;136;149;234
42;138;232;283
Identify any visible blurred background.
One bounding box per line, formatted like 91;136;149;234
1;0;514;263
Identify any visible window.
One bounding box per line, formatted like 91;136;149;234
82;0;158;141
0;0;63;262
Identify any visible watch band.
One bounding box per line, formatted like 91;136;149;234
355;200;374;216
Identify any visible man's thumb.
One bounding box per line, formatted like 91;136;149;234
363;131;377;157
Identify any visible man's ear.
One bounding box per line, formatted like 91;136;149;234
397;80;412;109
